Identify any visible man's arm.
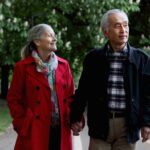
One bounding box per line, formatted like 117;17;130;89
70;53;92;133
141;57;150;142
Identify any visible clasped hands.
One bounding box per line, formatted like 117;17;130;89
141;127;150;142
71;121;83;136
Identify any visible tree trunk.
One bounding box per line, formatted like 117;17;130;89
1;65;10;99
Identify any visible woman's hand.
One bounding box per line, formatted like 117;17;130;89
141;127;150;142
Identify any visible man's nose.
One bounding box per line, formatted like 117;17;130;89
120;25;128;32
121;25;125;32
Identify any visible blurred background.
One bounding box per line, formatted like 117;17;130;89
0;0;150;149
0;0;150;99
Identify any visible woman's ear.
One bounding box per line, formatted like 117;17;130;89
104;30;109;38
33;40;40;47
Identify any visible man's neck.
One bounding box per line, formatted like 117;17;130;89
110;43;126;52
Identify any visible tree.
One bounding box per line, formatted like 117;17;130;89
129;0;150;54
10;0;139;79
0;0;28;98
0;0;140;97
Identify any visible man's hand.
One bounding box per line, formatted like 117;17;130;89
71;122;83;136
141;127;150;142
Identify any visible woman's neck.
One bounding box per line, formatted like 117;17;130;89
37;50;51;62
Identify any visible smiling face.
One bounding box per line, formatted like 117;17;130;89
34;27;57;52
104;13;129;50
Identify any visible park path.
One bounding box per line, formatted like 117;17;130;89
0;123;150;150
0;125;17;150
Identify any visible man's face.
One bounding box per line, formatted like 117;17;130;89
104;13;129;48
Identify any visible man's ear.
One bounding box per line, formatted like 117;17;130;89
33;40;40;47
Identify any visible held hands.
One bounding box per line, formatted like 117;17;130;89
71;122;83;136
141;127;150;142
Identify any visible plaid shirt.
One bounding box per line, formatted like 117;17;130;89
107;45;128;111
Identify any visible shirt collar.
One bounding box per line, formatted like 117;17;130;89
106;44;129;62
107;43;128;56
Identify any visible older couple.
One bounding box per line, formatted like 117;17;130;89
7;9;150;150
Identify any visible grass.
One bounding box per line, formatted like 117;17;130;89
0;100;12;133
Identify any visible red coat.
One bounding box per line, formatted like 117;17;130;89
7;56;74;150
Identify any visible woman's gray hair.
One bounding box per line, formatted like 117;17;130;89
21;24;54;58
100;9;128;33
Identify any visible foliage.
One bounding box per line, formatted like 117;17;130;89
0;0;140;82
0;0;28;65
129;0;150;54
0;100;12;132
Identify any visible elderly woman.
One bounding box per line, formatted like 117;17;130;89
7;24;74;150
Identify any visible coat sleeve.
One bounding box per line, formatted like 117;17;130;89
7;62;26;133
141;57;150;127
62;61;75;127
66;62;75;104
70;53;91;124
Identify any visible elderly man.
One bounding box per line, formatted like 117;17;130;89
70;9;150;150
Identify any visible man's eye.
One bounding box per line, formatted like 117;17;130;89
115;24;121;28
124;24;128;27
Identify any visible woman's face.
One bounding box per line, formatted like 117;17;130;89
35;29;57;52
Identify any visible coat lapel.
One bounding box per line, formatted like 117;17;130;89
24;57;50;88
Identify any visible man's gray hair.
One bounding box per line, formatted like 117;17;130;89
100;9;128;33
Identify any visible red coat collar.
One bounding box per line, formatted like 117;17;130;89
22;55;67;65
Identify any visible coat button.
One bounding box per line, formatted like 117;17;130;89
35;115;40;119
36;100;40;104
63;84;66;89
63;113;67;117
64;99;67;103
36;86;40;90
